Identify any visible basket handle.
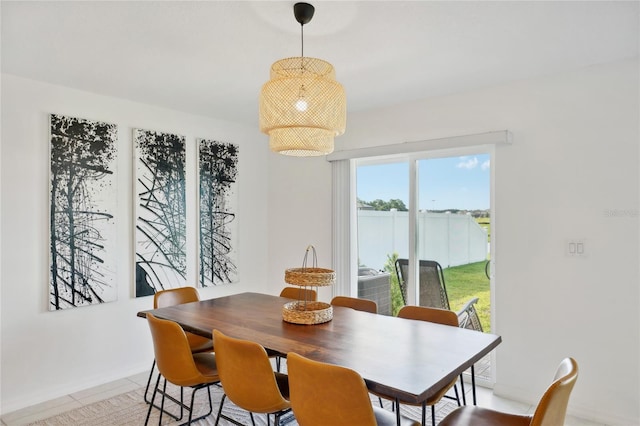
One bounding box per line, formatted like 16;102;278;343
301;245;318;270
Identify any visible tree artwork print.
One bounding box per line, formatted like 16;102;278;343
134;129;187;297
198;140;239;286
49;114;117;310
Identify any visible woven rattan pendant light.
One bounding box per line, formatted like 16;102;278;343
259;2;346;156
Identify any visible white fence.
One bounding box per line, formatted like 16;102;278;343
357;210;488;271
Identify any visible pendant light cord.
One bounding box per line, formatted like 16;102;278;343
301;23;305;58
300;23;305;73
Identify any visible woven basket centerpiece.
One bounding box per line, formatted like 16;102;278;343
282;245;335;325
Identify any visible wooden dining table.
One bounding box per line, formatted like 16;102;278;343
137;291;501;408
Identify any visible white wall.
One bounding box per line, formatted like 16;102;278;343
0;74;270;413
268;59;639;424
3;58;638;423
266;153;334;302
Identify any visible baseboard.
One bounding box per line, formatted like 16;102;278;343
493;383;637;426
565;401;638;426
1;362;149;416
492;382;538;406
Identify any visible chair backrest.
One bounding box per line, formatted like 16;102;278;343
146;313;208;387
287;352;378;426
394;258;409;305
280;287;318;302
331;296;377;314
398;305;459;327
154;286;200;309
457;297;483;332
153;287;212;351
212;330;290;414
395;259;450;309
530;357;579;426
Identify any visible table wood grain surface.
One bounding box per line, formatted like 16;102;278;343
138;292;501;404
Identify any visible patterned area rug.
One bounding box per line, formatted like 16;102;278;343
28;383;462;425
27;385;286;426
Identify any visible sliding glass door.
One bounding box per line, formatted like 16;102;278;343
354;149;492;327
356;161;409;315
331;132;509;386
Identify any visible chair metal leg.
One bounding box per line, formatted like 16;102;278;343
214;393;226;426
453;383;461;406
149;384;184;421
186;385;197;425
144;367;185;421
214;392;289;426
177;384;214;426
144;374;161;426
443;383;462;405
147;374;213;426
215;393;251;426
266;411;289;426
144;359;156;404
159;378;168;426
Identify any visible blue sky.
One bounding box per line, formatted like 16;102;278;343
356;154;490;210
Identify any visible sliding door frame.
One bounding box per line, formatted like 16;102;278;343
330;131;510;379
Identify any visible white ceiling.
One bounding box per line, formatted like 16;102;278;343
2;1;638;126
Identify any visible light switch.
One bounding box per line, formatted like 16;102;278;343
566;239;586;257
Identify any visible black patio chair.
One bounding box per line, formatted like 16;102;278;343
395;258;450;309
458;297;483;332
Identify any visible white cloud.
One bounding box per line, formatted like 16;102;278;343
481;159;490;170
457;157;478;169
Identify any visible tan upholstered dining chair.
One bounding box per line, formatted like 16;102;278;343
144;287;214;419
279;286;318;302
287;352;419;426
145;313;220;425
331;295;378;314
375;305;462;426
439;357;579;426
212;329;291;426
272;286;319;371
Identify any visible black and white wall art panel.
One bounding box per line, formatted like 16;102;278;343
134;129;187;297
198;139;239;286
49;114;118;310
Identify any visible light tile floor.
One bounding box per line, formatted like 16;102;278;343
1;372;149;426
1;371;604;426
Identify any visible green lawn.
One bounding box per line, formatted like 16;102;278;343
386;256;491;332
